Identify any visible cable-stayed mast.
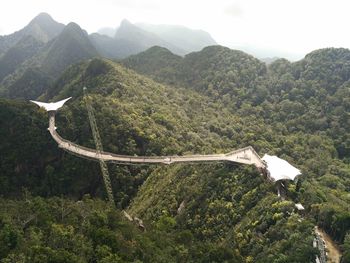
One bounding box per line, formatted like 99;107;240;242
83;87;115;206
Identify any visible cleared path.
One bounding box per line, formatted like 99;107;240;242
315;227;342;263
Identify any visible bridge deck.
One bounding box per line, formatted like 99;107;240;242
48;112;266;169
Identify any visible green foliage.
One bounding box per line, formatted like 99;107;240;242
0;196;246;262
6;67;52;99
1;46;350;261
128;163;316;261
342;232;350;263
123;45;267;102
123;46;182;85
123;47;350;256
0;36;44;82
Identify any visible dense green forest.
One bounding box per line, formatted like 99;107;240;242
1;46;350;262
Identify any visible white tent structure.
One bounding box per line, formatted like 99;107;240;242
295;203;305;211
262;154;301;181
30;97;71;111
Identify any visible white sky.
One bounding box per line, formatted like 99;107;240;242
1;0;350;60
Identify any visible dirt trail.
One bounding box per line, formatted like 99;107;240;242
316;227;342;263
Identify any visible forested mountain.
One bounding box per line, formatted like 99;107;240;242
1;32;350;261
0;35;44;82
0;58;320;262
123;46;350;172
123;46;350;258
41;22;98;78
122;46;183;85
123;45;267;96
0;22;98;99
0;13;218;100
124;45;350;165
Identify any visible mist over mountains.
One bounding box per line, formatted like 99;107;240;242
0;12;218;99
0;13;216;58
97;21;217;55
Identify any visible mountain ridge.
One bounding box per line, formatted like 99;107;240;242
0;13;217;61
0;14;349;262
1;49;350;261
41;22;98;77
0;35;44;82
0;22;98;99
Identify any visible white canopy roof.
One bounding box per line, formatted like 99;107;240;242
262;154;301;181
295;203;305;210
30;97;71;111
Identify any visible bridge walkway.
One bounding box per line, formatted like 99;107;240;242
48;112;266;169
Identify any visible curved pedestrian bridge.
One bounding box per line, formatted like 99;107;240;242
48;111;266;168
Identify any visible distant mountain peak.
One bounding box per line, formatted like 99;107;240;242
58;22;91;41
64;22;84;33
23;12;65;43
120;19;133;26
116;19;141;36
30;12;54;23
42;21;98;78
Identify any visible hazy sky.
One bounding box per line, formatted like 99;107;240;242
1;0;350;60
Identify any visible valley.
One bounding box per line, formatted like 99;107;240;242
0;12;349;263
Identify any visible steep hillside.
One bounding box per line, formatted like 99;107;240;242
0;35;44;82
123;47;350;153
129;164;316;262
0;23;98;99
0;99;59;195
265;48;350;159
1;45;350;261
123;45;267;100
124;46;350;251
122;46;182;85
0;58;321;261
178;46;266;95
41;22;98;78
0;195;249;262
293;48;350;92
1;57;270;203
4;67;52;99
20;12;65;43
